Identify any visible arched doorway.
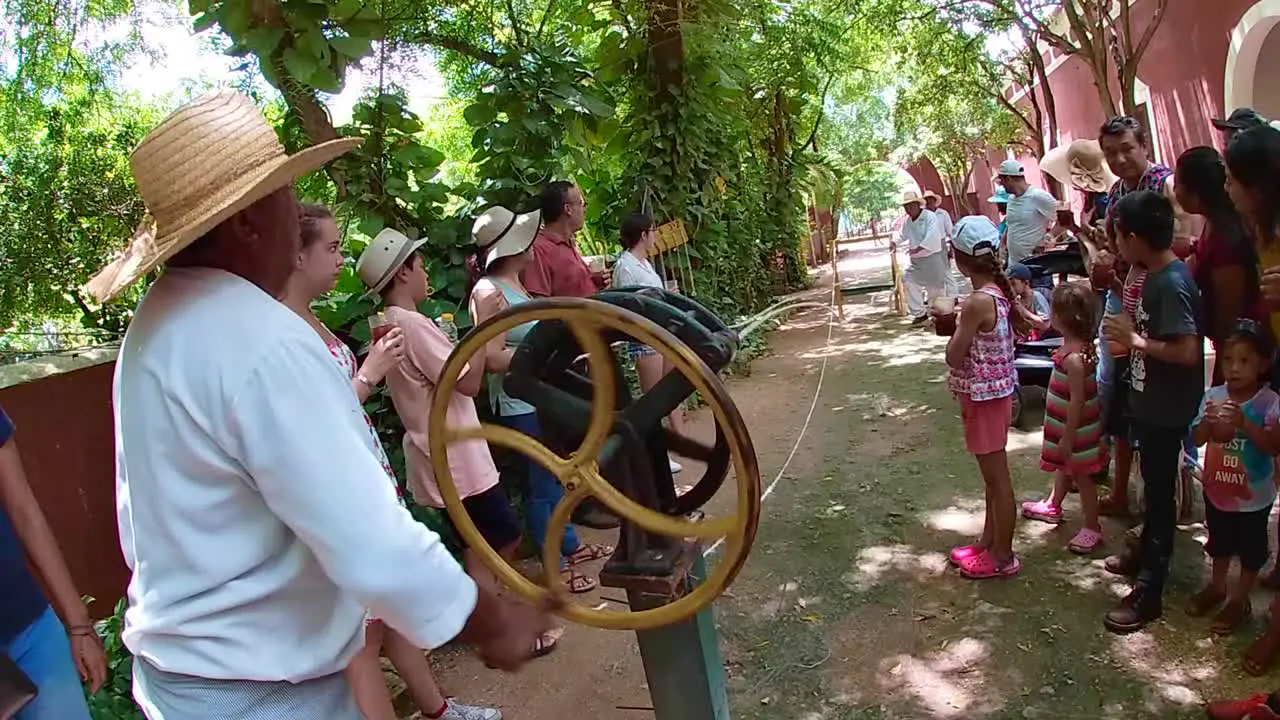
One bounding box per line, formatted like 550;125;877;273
1225;0;1280;117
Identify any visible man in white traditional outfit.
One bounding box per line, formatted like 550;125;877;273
923;189;960;295
82;92;548;719
896;190;949;324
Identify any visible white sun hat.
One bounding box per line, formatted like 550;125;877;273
472;206;541;269
356;228;429;294
83;91;360;303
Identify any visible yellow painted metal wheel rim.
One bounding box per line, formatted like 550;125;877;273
428;297;761;631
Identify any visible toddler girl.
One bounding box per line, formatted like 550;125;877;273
939;216;1026;580
1021;282;1109;553
1188;320;1280;637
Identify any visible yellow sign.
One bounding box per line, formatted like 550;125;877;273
650;220;690;257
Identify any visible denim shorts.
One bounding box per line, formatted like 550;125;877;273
627;342;657;358
3;606;92;720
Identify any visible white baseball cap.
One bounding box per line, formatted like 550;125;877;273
355;227;428;294
997;159;1025;177
951;216;1001;257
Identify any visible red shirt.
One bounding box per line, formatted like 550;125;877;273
522;227;599;298
1193;221;1260;345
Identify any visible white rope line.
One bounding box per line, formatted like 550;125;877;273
704;279;838;557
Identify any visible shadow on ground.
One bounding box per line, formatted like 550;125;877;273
719;292;1279;720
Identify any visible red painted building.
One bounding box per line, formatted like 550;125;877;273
912;0;1280;219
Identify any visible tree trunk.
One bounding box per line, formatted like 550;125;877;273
647;0;684;102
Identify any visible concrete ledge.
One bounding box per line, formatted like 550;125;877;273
0;346;120;390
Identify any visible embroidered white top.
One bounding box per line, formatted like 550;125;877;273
113;268;476;683
612;250;664;289
899;210;944;256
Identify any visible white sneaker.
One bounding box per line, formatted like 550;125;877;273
441;700;502;720
669;458;683;474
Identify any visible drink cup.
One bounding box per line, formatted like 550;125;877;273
370;313;392;343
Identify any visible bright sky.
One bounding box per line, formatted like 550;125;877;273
114;4;446;124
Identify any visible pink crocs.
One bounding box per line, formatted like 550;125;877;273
959;550;1022;580
949;543;986;566
1068;527;1104;555
1020;499;1063;524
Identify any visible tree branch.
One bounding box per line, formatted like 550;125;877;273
402;28;510;67
1129;0;1168;67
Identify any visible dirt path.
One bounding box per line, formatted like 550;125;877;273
426;251;858;719
717;248;1280;719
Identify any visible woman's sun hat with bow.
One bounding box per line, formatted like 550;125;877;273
83;91;361;303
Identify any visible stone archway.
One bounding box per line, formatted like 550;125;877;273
1226;0;1280;117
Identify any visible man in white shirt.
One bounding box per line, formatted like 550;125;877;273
83;93;546;719
923;189;960;295
895;191;949;324
997;159;1058;266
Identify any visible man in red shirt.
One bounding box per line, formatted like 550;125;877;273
523;181;609;297
521;181;617;529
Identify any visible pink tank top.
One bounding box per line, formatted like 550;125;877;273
948;284;1017;401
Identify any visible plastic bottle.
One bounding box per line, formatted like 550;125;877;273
436;312;458;343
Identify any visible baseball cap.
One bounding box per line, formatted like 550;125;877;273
1213;107;1268;132
951;215;1001;257
1007;263;1033;281
997;159;1025;177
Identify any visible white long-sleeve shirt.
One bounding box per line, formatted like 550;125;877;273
899;210;944;256
114;267;476;682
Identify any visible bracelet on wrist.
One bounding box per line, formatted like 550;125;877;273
67;624;95;636
356;374;374;388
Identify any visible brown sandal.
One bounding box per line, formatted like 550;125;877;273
1243;626;1280;675
565;572;597;594
1211;598;1253;636
1185;587;1227;618
566;543;614;567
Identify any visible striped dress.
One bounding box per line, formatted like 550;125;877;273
1041;347;1107;474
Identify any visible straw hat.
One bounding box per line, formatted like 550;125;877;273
83;92;360;303
356;228;428;294
472;206;541;268
901;190;924;206
921;189;940;201
1039;139;1118;193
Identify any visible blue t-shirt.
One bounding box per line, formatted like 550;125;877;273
0;407;51;644
1196;386;1280;513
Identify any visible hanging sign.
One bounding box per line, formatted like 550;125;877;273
650;220;690;257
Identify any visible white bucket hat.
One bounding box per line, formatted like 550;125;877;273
356;228;428;294
83;91;360;303
472;206;541;269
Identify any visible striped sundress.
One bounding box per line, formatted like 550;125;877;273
1041;347;1107;474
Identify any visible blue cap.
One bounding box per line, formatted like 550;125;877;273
951;215;1001;257
1007;263;1032;281
987;187;1013;204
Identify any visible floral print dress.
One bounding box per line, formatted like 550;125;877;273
325;336;406;507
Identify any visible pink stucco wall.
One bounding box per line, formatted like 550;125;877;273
914;0;1266;225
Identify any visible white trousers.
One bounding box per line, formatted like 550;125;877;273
903;251;949;318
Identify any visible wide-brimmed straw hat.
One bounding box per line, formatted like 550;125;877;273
83;92;360;303
1040;139;1117;193
901;190;924;206
356;228;428;295
472;206;541;268
921;189;940;201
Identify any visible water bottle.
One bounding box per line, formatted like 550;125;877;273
436;312;458;343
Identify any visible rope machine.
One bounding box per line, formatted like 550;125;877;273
428;289;760;719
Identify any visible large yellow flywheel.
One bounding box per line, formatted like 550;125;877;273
427;296;761;631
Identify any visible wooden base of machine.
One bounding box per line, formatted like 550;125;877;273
598;540;701;598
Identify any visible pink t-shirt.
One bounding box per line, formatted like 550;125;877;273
383;306;499;507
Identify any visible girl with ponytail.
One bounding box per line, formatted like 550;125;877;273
1021;283;1109;555
938;216;1021;580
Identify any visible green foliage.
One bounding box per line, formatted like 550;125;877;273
85;597;144;720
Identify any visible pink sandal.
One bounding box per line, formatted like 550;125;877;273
1020;499;1063;524
1067;527;1103;555
949;543;986;566
958;550;1021;580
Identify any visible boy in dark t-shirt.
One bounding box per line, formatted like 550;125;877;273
1101;190;1205;634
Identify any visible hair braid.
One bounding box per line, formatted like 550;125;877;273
984;257;1032;337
